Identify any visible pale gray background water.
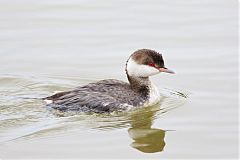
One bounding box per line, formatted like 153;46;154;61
0;0;238;159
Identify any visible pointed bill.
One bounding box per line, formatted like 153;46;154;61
158;67;175;74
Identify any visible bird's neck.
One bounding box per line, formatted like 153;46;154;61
125;58;151;96
126;73;151;95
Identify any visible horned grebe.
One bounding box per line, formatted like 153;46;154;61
43;49;174;113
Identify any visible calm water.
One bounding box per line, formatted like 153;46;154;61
0;0;238;159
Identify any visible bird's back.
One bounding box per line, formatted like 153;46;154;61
44;79;148;113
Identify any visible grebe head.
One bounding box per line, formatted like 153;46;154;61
126;49;174;78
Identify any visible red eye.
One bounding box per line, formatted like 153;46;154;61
148;62;155;67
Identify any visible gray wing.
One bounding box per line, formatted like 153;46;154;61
50;91;126;112
44;79;141;112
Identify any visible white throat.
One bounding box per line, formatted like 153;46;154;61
126;58;161;106
126;58;159;77
147;82;160;106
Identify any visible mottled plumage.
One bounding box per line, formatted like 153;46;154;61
43;49;174;113
44;79;149;113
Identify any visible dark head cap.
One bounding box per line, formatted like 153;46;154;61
131;49;165;68
129;49;174;74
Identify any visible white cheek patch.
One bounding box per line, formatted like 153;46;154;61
126;58;159;77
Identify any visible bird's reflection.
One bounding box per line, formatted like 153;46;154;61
127;105;166;153
51;99;175;154
128;128;165;153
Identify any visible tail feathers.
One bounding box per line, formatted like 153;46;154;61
43;91;70;100
43;91;70;104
